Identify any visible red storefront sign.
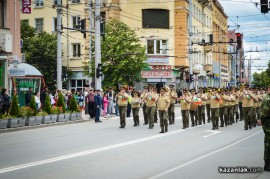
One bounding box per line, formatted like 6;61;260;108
141;70;173;79
22;0;31;14
152;65;172;70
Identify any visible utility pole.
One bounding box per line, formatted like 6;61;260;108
249;54;252;86
234;47;237;87
57;0;62;90
95;0;102;90
188;0;193;90
89;0;93;87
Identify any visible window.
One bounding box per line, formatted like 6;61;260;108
52;17;57;31
21;19;29;25
147;39;168;55
71;0;80;3
35;0;43;7
142;9;169;29
35;18;44;33
53;0;62;5
72;16;80;28
0;0;6;28
72;43;81;57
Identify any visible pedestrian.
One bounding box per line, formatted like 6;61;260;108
167;84;178;125
94;90;102;123
157;87;170;133
178;89;192;129
78;92;84;109
86;88;95;119
25;87;33;106
1;88;10;116
34;92;41;111
116;87;130;128
258;84;270;171
40;87;49;109
103;92;108;117
131;91;141;126
107;88;115;115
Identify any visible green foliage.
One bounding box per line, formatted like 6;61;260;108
56;93;66;113
21;23;57;92
83;19;147;89
29;95;37;115
43;95;52;114
253;71;270;88
9;94;19;117
69;95;78;113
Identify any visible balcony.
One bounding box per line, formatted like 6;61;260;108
204;64;212;72
204;45;212;53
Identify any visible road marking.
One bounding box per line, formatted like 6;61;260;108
0;128;195;174
203;130;221;138
149;130;263;179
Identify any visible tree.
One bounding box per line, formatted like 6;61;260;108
83;19;147;89
43;95;52;114
69;95;78;113
29;95;37;115
252;71;270;88
56;93;66;113
9;94;19;117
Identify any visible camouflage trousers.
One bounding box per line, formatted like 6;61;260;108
263;118;270;161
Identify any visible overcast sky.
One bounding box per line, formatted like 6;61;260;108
219;0;270;73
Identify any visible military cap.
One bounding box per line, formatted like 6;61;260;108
143;86;148;89
208;87;212;89
244;84;250;88
160;87;166;92
199;87;203;90
133;91;139;95
190;89;196;92
220;88;225;92
169;84;174;88
183;89;188;92
152;87;157;91
212;87;218;91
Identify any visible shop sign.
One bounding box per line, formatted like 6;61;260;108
9;68;25;77
146;56;169;65
141;70;172;79
152;65;172;69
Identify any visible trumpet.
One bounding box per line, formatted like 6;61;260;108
165;85;170;93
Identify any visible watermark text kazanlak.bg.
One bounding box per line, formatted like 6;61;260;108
219;166;263;173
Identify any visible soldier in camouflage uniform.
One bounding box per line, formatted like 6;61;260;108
259;85;270;171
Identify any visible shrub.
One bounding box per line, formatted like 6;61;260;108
69;95;78;113
9;94;19;117
21;106;35;117
29;95;37;115
56;93;66;113
43;95;52;114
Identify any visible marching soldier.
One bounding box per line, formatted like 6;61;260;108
228;88;236;125
240;84;256;130
178;89;192;129
167;84;178;125
258;85;270;171
233;87;240;122
197;87;207;124
157;87;170;133
238;84;244;121
209;87;220;130
257;88;264;123
116;86;130;128
219;88;227;127
190;89;199;126
141;86;149;125
206;87;212;123
131;91;141;126
251;88;259;127
145;87;159;129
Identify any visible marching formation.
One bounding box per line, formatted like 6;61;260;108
114;84;269;134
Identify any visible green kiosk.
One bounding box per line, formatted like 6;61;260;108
9;63;45;107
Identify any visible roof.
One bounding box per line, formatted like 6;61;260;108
9;63;43;76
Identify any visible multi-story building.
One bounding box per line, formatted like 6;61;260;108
21;0;229;91
21;0;90;91
0;0;21;91
212;0;228;88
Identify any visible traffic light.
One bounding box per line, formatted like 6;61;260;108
96;63;103;78
80;19;86;38
261;0;269;13
209;34;213;45
190;74;194;82
236;33;242;49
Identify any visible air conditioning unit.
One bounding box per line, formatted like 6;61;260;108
0;33;12;53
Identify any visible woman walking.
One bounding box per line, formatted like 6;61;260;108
103;93;109;117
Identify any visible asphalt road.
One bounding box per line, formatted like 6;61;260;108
0;106;268;179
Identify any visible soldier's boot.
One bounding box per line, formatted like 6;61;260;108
264;160;270;171
159;127;164;133
165;126;168;132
